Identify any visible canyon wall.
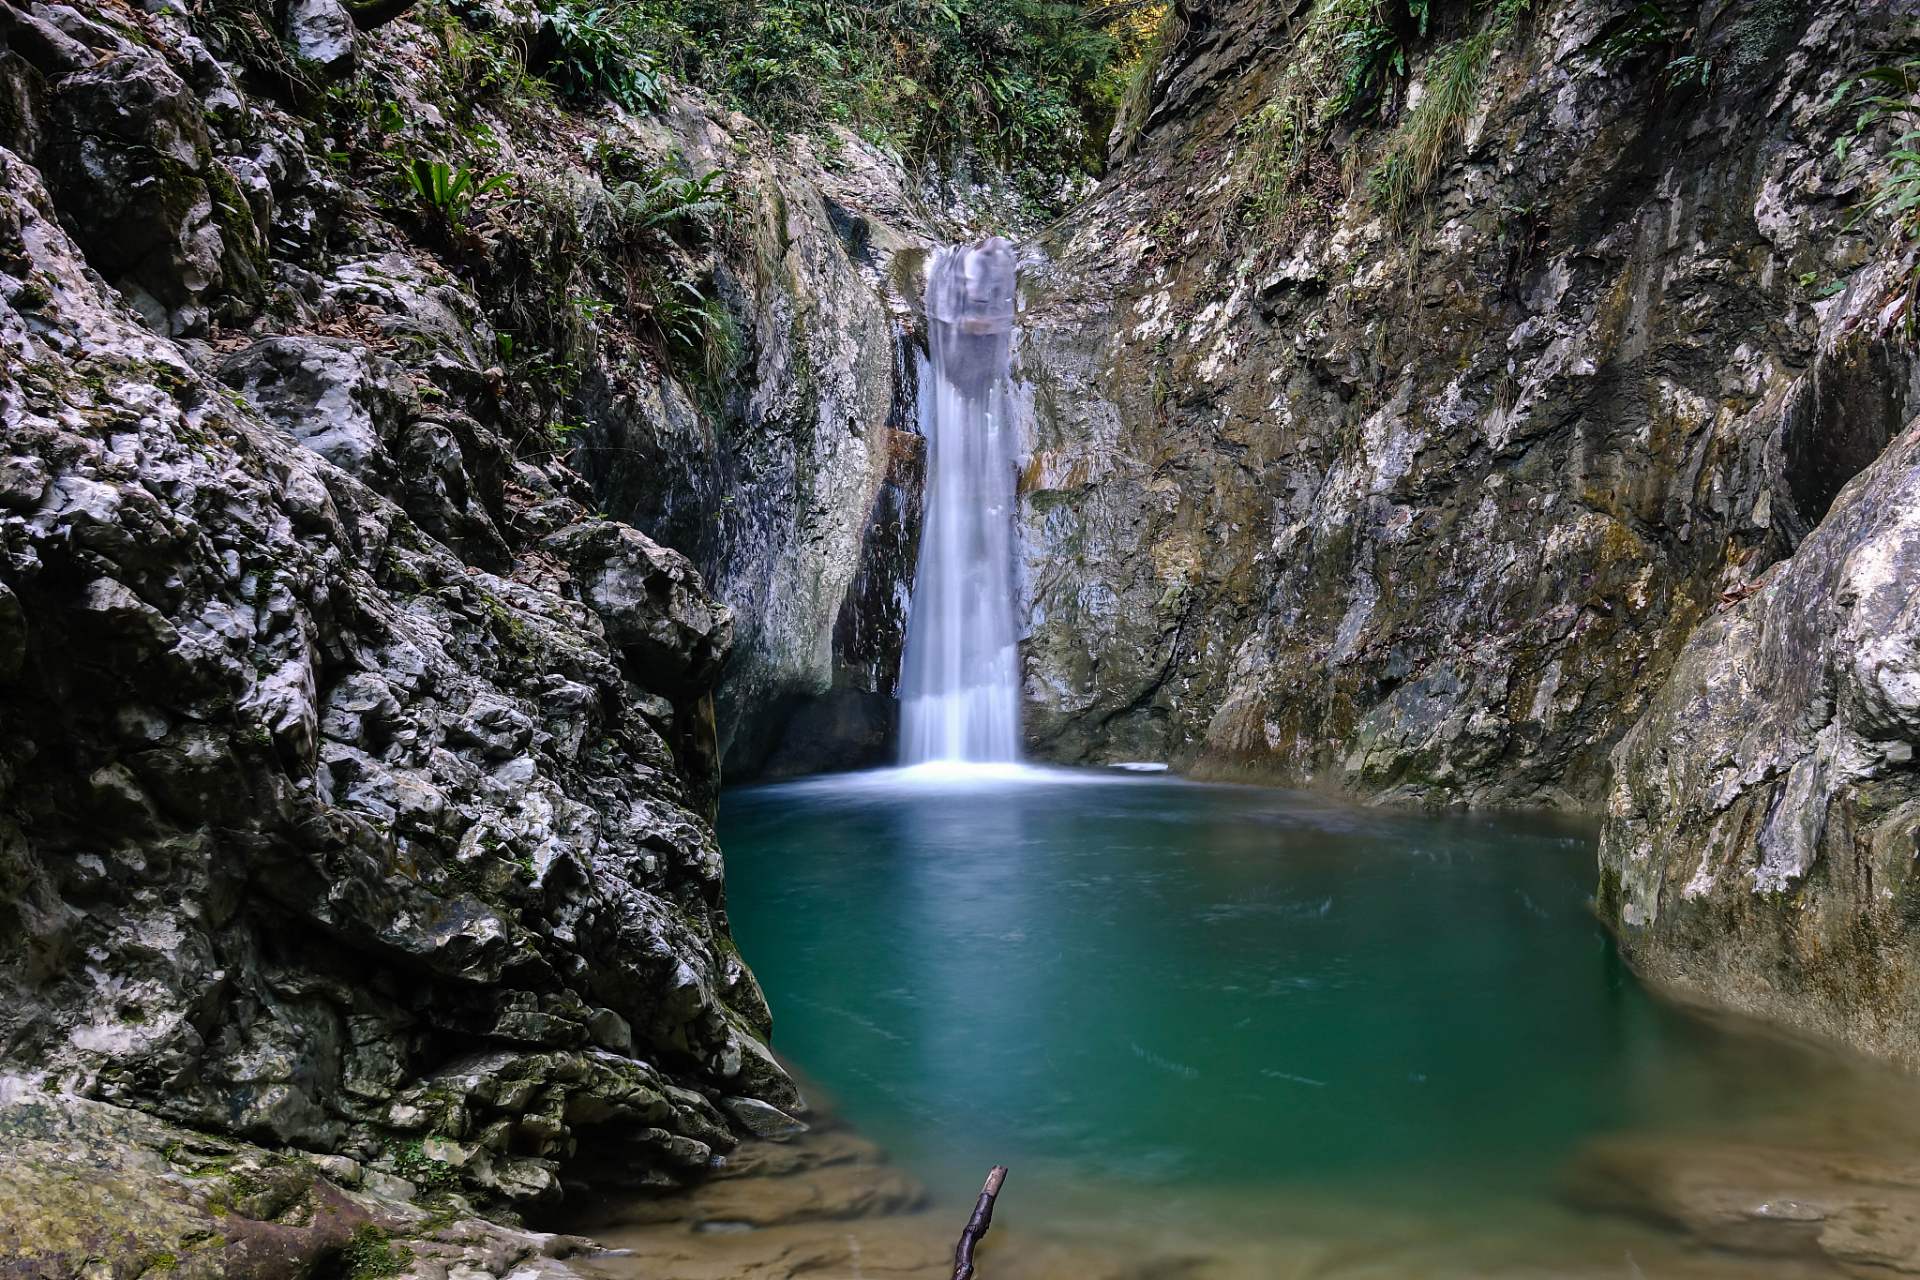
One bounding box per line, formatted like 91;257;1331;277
0;0;934;1264
1011;0;1920;1068
1014;0;1916;809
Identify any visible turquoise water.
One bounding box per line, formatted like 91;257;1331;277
716;766;1893;1241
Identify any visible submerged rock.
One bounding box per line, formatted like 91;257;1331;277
1566;1131;1920;1277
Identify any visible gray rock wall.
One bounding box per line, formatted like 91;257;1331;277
566;119;934;780
0;0;846;1226
1599;291;1920;1068
1013;0;1914;808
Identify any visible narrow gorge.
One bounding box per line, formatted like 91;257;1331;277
5;0;1920;1274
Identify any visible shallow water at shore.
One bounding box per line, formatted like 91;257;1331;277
580;768;1920;1278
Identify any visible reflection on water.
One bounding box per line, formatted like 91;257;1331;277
688;768;1920;1272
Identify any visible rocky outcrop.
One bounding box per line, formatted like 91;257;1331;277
571;122;936;779
0;1080;600;1280
1598;310;1920;1067
0;76;795;1247
1013;0;1915;807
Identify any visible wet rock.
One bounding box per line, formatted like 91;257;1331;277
218;336;411;483
1600;384;1920;1067
0;583;23;680
719;1095;806;1140
545;520;734;701
564;96;921;779
588;1008;634;1056
582;1124;923;1230
0;2;92;78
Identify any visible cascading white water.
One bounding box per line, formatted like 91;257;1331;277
898;239;1022;764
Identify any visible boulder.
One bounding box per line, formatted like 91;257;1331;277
284;0;357;78
45;50;261;332
545;520;735;700
217;337;410;483
1601;410;1920;1067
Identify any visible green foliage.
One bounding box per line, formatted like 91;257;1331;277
189;0;317;97
1833;59;1920;330
1109;3;1180;161
606;166;732;238
619;0;1127;193
1328;0;1416;121
1594;1;1708;91
332;1226;414;1280
1232;0;1534;239
1363;0;1527;222
1595;2;1684;66
542;4;666;109
403;158;512;228
1367;25;1496;221
649;275;740;393
393;1139;462;1189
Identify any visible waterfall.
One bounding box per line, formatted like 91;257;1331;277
899;239;1021;764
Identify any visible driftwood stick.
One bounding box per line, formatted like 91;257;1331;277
951;1165;1008;1280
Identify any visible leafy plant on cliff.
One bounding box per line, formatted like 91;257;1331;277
1107;1;1179;161
618;0;1134;203
1234;0;1533;243
606;166;732;239
1593;2;1709;92
541;4;667;109
648;275;741;391
189;0;318;99
1833;60;1920;331
1367;19;1497;220
404;158;512;230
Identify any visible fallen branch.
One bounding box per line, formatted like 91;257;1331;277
952;1165;1007;1280
346;0;419;30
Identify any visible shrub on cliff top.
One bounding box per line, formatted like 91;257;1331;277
618;0;1143;199
539;3;667;110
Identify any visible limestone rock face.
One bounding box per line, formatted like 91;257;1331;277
218;336;412;482
1013;0;1917;807
45;48;261;333
0;139;788;1220
570;121;930;778
283;0;358;79
546;521;735;703
1599;351;1920;1068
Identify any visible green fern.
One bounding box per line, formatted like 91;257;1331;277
403;158;511;228
608;167;731;237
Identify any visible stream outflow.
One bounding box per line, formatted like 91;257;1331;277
898;239;1022;765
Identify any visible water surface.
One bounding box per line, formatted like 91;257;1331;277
716;766;1917;1262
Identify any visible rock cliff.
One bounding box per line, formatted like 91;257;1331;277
1013;0;1916;812
0;0;944;1265
1598;304;1920;1067
1008;0;1920;1072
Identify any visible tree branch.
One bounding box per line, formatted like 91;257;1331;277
952;1165;1008;1280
